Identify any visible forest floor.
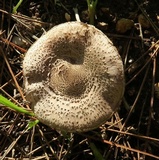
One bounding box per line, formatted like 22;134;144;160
0;0;159;159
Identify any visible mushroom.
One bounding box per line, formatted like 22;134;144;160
23;21;125;132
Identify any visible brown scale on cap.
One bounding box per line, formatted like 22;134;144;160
23;22;125;132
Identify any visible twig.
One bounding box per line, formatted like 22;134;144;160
106;128;159;142
142;52;156;158
80;133;159;159
1;128;28;160
122;64;150;130
0;47;27;105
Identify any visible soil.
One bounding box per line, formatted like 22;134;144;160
0;0;159;159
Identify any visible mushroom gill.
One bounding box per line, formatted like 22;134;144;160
23;21;125;132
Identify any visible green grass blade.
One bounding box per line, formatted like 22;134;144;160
28;119;39;130
0;95;34;116
89;142;104;160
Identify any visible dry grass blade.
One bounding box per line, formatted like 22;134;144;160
0;47;25;101
0;37;27;53
1;129;27;160
135;0;159;36
80;133;159;159
126;42;159;85
107;128;159;143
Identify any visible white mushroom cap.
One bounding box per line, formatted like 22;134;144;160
23;22;125;132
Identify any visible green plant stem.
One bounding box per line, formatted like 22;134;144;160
12;0;23;14
0;95;34;116
89;142;104;160
87;0;98;25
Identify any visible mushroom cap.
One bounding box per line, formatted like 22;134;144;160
23;22;125;132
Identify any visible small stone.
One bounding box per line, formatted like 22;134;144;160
116;18;134;33
65;13;71;21
138;14;150;28
97;22;108;31
12;36;28;48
